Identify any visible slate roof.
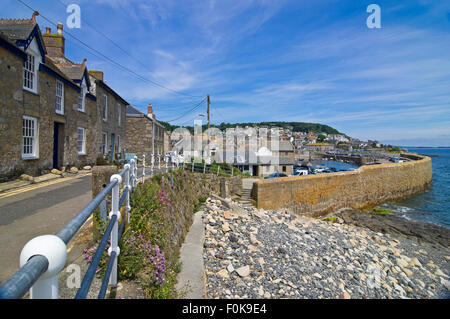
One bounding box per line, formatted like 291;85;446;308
126;105;145;117
0;20;36;41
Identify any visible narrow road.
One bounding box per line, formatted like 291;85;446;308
0;175;92;284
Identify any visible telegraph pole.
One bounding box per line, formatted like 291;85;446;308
207;94;211;131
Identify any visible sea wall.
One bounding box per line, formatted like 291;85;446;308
253;153;432;216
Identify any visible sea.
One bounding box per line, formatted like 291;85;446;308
311;148;450;228
380;147;450;228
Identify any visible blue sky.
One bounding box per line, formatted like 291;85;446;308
3;0;450;146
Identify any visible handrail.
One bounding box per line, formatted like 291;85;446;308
0;153;185;299
75;214;117;299
0;255;49;299
57;180;118;245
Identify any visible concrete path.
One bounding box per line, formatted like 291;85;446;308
176;211;205;299
0;174;92;284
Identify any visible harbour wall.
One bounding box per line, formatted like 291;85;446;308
253;153;433;216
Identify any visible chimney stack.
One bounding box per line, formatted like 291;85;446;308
42;22;65;58
147;104;155;119
89;70;104;82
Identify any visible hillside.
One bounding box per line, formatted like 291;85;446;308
158;121;343;136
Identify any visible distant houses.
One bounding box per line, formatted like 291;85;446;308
0;13;168;181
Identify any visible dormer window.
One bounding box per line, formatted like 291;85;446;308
23;53;37;93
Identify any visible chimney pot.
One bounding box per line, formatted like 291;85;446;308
147;104;153;115
46;27;51;34
57;22;63;35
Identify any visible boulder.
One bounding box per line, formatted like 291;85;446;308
69;167;79;174
83;166;92;171
51;169;62;175
19;174;34;182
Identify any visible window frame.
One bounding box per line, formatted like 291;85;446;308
55;80;64;115
117;103;121;126
102;132;108;155
22;116;39;159
23;53;38;93
102;94;108;121
77;84;86;112
77;127;86;155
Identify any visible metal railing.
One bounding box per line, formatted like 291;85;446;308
0;157;143;299
0;154;236;299
181;161;236;177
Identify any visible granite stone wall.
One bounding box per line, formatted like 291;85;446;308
253;154;433;216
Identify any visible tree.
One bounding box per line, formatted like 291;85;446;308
317;134;326;142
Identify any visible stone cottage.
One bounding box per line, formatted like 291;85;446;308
0;13;129;181
88;70;128;162
0;13;98;181
125;104;167;157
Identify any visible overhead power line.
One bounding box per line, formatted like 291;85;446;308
55;0;151;72
164;97;207;123
15;0;203;98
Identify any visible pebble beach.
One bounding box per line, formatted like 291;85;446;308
202;198;450;299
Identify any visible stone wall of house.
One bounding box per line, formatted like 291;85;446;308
253;154;433;216
0;47;98;181
125;116;153;156
95;83;127;159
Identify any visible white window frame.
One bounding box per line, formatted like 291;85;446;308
102;132;108;155
22;116;39;159
117;103;121;126
102;94;108;121
55;80;64;115
77;127;86;155
77;85;86;112
117;135;121;153
23;53;38;93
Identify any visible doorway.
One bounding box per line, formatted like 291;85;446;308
53;122;64;169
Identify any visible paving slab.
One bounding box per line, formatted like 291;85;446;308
0;180;31;193
33;173;62;183
176;211;206;299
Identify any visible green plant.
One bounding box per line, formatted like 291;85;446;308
372;208;393;215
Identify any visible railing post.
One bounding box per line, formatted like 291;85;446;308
142;155;146;183
231;167;234;176
20;235;67;299
124;164;131;223
108;174;122;287
203;161;206;174
192;161;195;173
133;156;138;188
217;165;220;175
129;159;136;191
158;155;161;170
165;154;169;173
151;154;154;177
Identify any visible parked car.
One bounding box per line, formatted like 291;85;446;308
264;173;288;179
291;169;308;177
389;157;405;163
